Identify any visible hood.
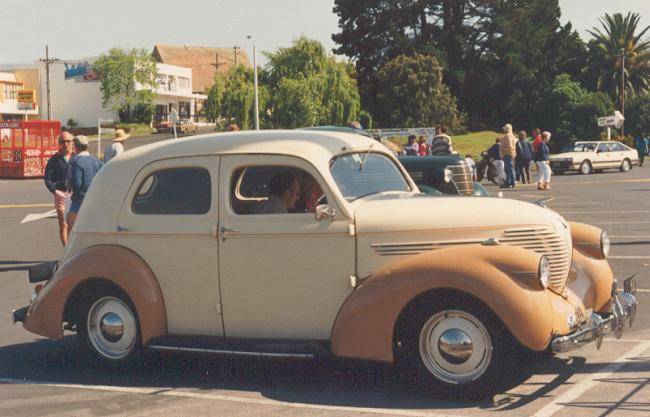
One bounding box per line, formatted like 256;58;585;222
352;193;573;281
549;152;592;160
353;193;563;234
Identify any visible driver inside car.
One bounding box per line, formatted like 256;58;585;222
294;174;323;213
254;171;300;214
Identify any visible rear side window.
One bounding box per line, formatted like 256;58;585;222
133;167;211;215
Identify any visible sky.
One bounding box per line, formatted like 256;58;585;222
1;0;649;65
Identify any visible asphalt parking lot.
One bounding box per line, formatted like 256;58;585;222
0;140;649;416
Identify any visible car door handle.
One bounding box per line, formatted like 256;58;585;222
116;224;131;232
218;225;239;241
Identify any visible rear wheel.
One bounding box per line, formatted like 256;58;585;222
579;160;592;175
79;290;141;364
620;159;632;172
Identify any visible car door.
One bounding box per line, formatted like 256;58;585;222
117;156;224;336
218;154;355;340
595;143;612;169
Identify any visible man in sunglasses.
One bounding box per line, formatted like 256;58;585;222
44;131;75;245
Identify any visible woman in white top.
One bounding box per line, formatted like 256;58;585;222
103;128;130;162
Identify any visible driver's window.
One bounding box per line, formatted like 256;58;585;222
597;143;609;153
230;166;324;215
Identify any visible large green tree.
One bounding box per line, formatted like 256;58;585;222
584;12;650;106
93;47;158;123
374;54;462;128
266;37;360;128
626;93;650;137
332;0;586;129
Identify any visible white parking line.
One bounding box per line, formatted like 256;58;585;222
608;256;650;259
533;341;650;417
560;210;650;214
0;377;465;417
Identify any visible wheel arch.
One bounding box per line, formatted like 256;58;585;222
329;245;555;362
23;245;167;345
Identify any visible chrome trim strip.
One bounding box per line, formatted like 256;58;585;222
148;345;315;358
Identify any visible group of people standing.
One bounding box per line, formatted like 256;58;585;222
488;125;552;190
43;128;129;246
402;125;454;156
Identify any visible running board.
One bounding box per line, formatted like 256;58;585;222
147;335;329;359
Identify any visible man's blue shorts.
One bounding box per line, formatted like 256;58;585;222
69;200;82;213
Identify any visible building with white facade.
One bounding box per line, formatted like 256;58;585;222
0;59;205;127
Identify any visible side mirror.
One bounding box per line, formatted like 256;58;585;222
315;204;336;221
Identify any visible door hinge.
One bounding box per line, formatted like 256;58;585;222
216;303;222;315
350;275;357;288
348;224;356;236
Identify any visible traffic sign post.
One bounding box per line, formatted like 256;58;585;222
597;111;625;140
97;119;115;158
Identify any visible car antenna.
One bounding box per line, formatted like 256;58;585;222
359;142;375;171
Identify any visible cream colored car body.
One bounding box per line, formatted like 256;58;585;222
549;141;639;173
20;130;632;371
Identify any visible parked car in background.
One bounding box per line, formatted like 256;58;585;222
153;119;199;135
399;155;489;197
15;130;636;395
550;141;639;175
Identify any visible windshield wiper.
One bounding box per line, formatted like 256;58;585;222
359;142;375;171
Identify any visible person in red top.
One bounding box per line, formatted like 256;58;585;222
532;128;542;153
417;136;429;156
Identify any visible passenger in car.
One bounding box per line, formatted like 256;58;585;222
255;172;300;214
294;175;322;213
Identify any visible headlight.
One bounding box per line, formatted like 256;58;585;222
538;256;550;289
443;168;453;183
601;230;610;258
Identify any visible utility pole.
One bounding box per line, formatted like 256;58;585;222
38;45;60;120
233;46;238;66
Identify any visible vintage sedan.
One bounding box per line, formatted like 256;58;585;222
14;130;636;394
549;141;639;174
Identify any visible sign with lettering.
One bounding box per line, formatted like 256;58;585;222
17;89;36;103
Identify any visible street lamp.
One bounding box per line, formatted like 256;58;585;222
246;35;260;130
619;49;637;138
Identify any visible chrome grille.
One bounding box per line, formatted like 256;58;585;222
501;227;570;293
448;164;473;196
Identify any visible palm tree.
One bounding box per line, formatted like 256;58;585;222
585;12;650;106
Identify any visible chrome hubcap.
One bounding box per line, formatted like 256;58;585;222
438;329;473;364
581;163;590;174
87;297;136;360
100;313;124;343
419;310;492;384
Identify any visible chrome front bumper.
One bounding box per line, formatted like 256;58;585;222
551;276;637;353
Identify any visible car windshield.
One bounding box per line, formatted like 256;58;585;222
330;153;411;201
562;143;597;152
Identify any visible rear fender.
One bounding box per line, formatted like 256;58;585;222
330;244;553;362
23;245;166;345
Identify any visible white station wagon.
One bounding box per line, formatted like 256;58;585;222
15;130;636;395
549;141;639;174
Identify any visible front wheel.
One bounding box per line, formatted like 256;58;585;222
79;292;141;364
580;160;592;175
620;159;632;172
400;297;512;396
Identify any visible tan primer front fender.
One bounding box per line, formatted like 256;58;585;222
23;245;167;345
330;244;554;362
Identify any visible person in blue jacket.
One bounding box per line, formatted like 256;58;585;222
67;135;104;234
635;135;649;167
515;130;534;184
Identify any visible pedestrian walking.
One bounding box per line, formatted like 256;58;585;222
103;128;130;162
403;135;419;155
67;135;104;234
44;131;74;246
499;123;517;188
635;135;649;167
488;138;505;185
429;125;453;155
515;130;534;183
535;131;553;190
531;128;542;154
417;136;429;156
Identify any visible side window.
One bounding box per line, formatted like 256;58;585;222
231;166;323;215
133;167;211;215
597;143;609;153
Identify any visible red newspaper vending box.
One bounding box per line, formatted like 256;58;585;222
0;120;61;178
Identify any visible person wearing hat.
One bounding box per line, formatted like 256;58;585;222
499;123;517;188
103;128;130;162
67;135;104;235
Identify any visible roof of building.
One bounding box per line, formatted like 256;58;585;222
153;44;251;93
